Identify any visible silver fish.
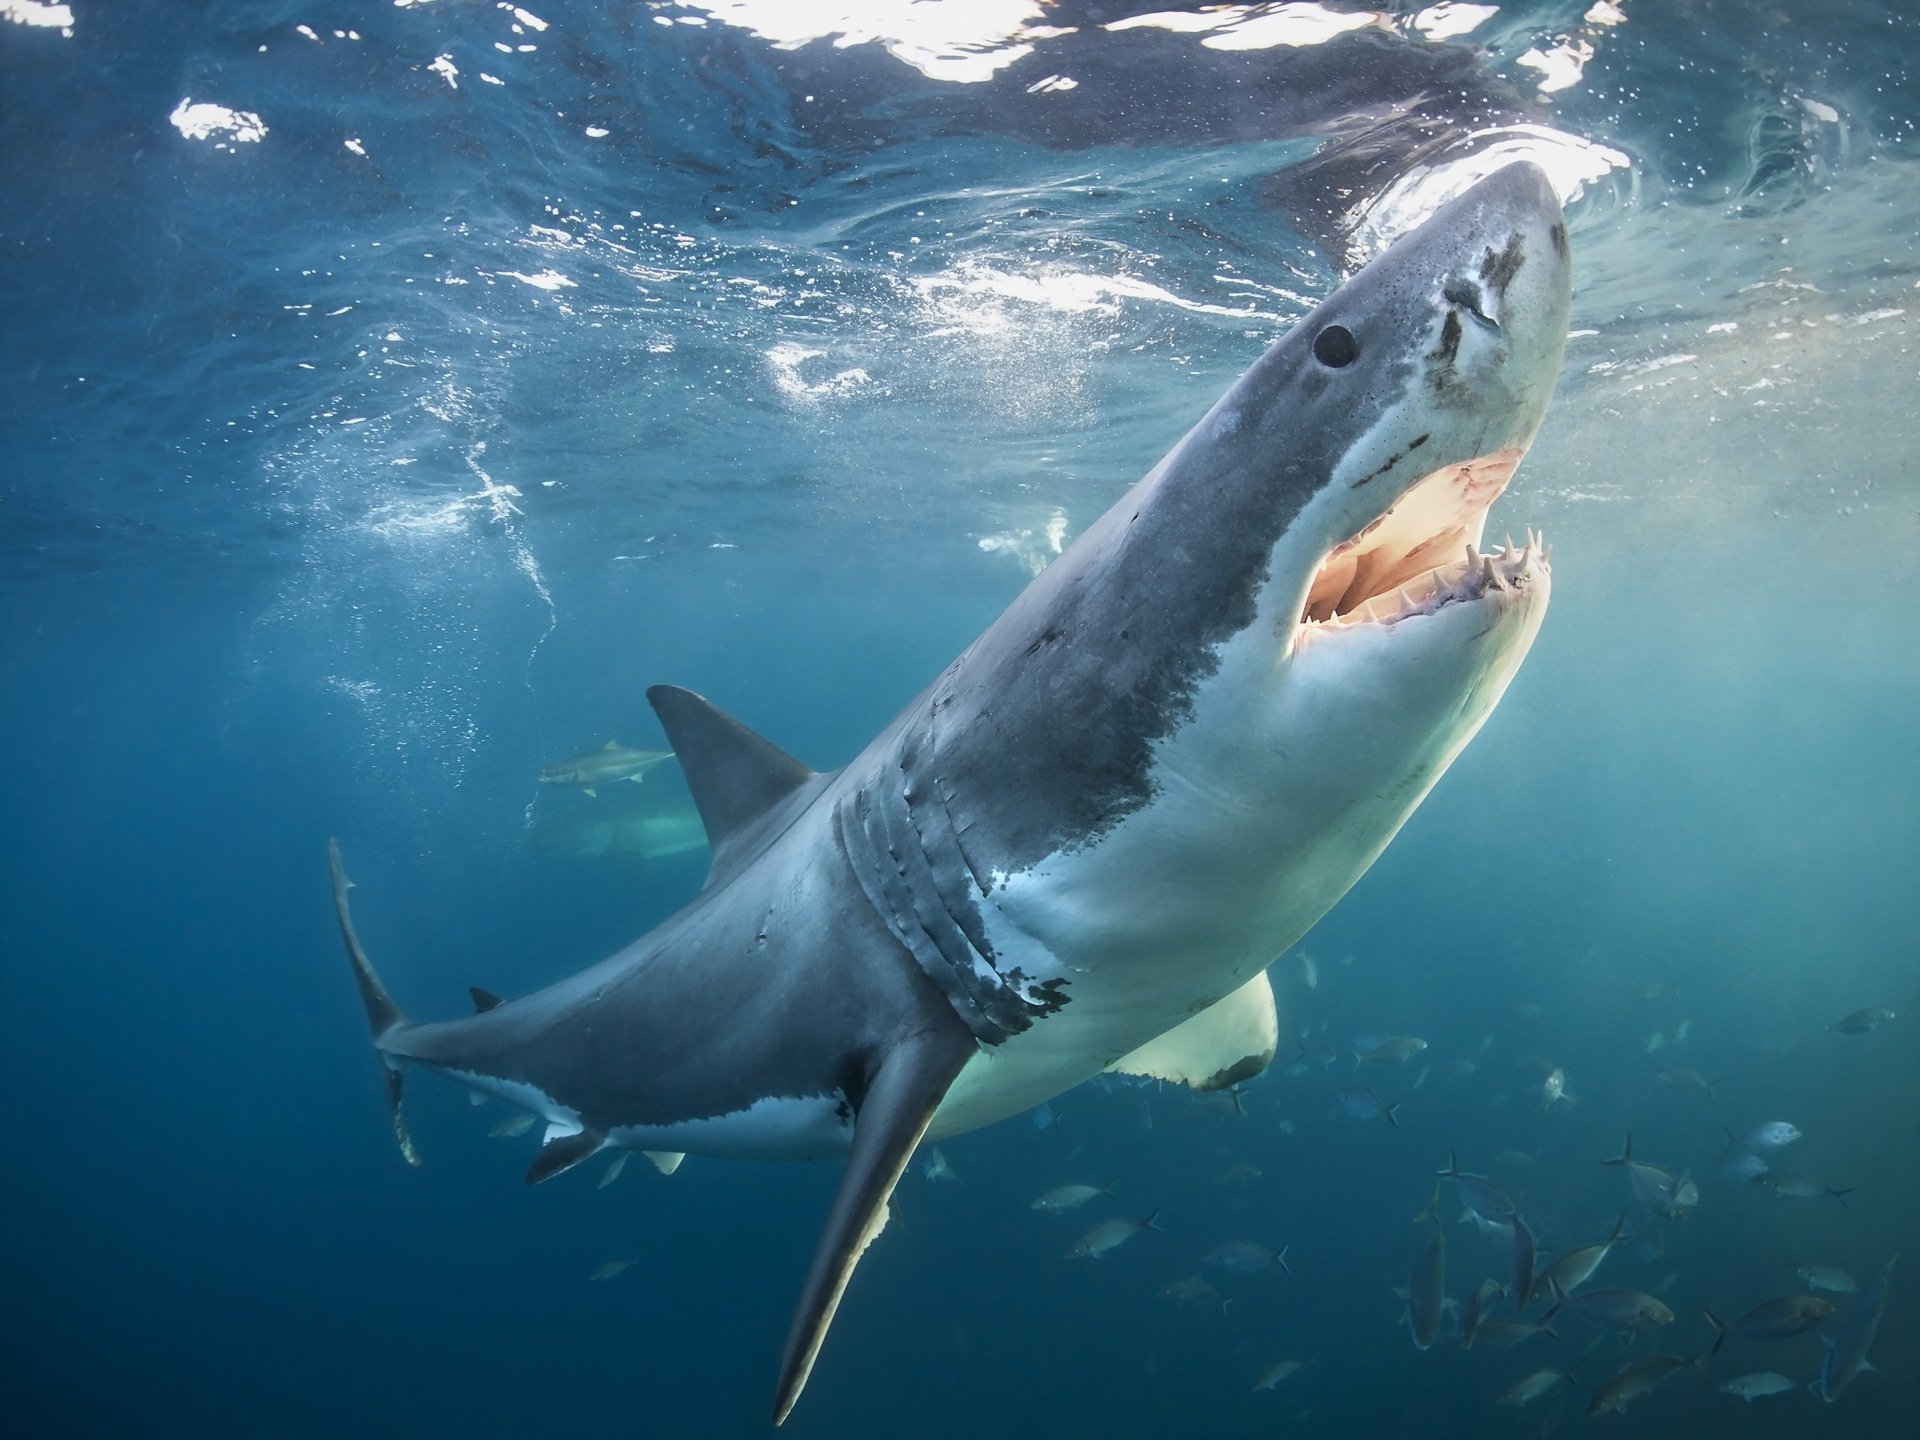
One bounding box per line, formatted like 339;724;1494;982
1438;1149;1516;1223
1734;1121;1802;1150
919;1147;958;1183
1535;1211;1631;1299
1339;1086;1401;1126
1795;1265;1858;1294
1472;1317;1558;1351
1158;1273;1220;1306
1065;1212;1162;1260
1752;1173;1853;1205
1549;1287;1674;1333
1406;1216;1446;1351
1813;1252;1896;1402
1204;1239;1291;1275
1297;953;1319;989
1705;1294;1835;1354
1539;1065;1571;1108
588;1259;633;1282
1601;1131;1678;1207
489;1112;536;1138
1587;1354;1697;1417
1460;1276;1505;1349
1654;1066;1719;1101
1510;1212;1538;1310
1252;1358;1306;1391
1355;1035;1427;1066
1828;1006;1894;1034
1719;1371;1799;1402
1497;1368;1575;1408
1032;1180;1116;1212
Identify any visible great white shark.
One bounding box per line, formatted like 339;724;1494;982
330;161;1573;1425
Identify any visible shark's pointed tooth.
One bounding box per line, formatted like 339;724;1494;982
773;1016;977;1426
1482;555;1502;590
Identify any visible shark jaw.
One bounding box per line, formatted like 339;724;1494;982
1293;449;1551;645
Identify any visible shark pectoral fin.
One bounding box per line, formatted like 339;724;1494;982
642;1149;686;1175
525;1127;606;1186
773;1018;977;1426
646;685;818;887
1107;970;1279;1091
384;1065;421;1167
582;787;597;799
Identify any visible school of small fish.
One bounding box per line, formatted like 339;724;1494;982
947;971;1899;1428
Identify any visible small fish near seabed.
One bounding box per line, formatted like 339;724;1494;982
1828;1006;1895;1034
537;740;676;797
1065;1213;1163;1261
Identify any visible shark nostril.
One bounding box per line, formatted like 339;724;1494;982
1443;278;1499;330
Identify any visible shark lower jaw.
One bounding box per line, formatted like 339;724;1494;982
1292;447;1549;646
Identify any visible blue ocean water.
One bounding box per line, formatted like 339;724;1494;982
3;2;1916;1436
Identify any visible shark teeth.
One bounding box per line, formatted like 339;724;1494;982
1302;529;1548;632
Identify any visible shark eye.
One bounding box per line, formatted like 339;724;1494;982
1313;324;1358;368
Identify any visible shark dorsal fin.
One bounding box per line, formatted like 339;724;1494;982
646;685;818;885
469;986;503;1013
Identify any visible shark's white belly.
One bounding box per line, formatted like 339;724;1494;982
935;589;1544;1138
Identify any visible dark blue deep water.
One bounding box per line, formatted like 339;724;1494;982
4;3;1917;1437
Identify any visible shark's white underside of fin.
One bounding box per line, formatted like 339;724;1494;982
1107;970;1279;1090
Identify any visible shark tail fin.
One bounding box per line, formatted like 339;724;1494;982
773;1015;976;1427
327;839;419;1166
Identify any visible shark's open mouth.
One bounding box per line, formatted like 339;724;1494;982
1298;448;1548;634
